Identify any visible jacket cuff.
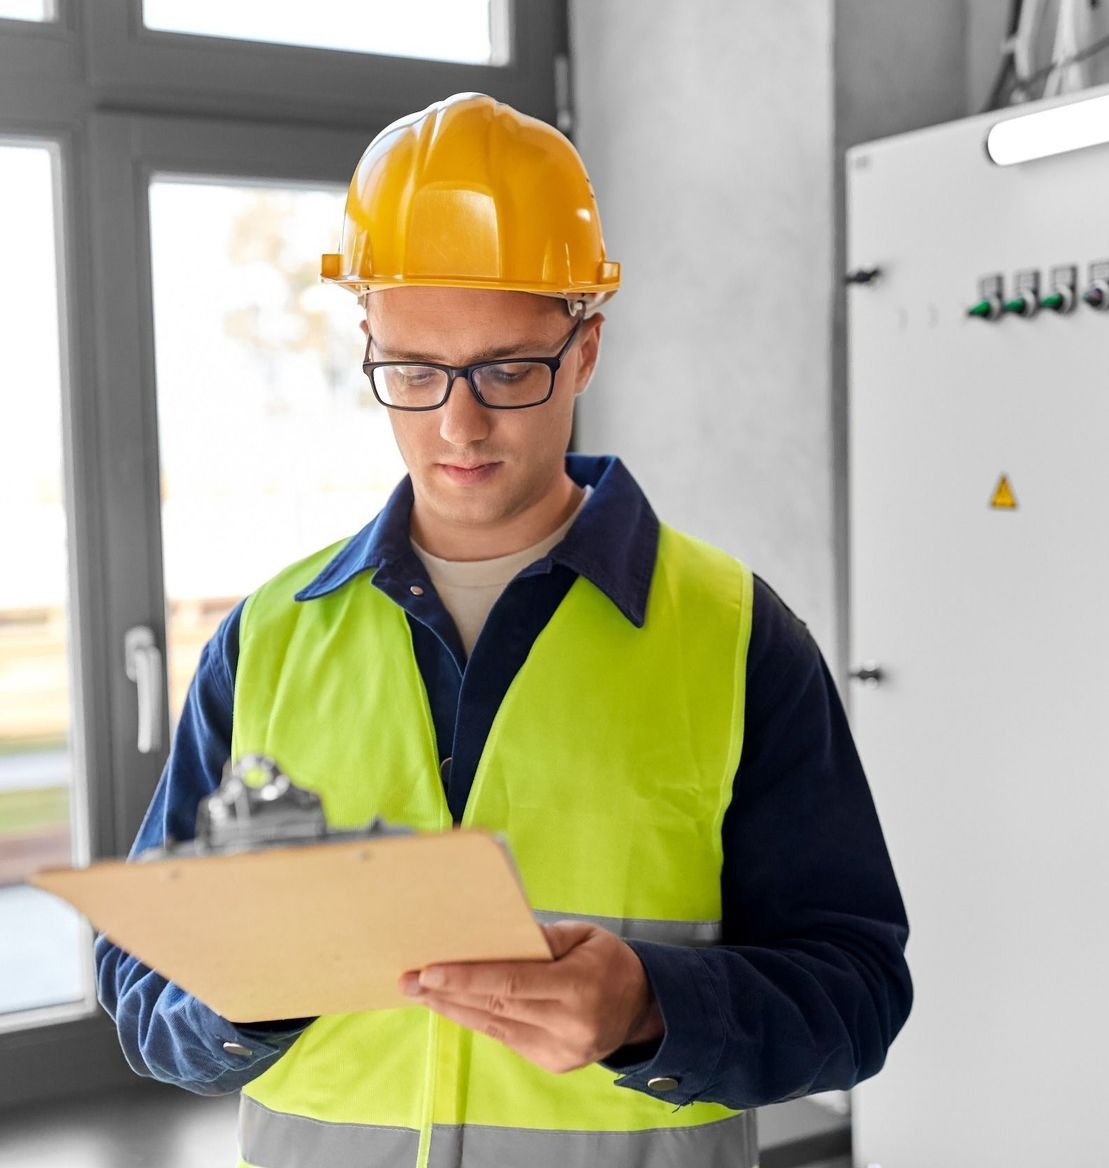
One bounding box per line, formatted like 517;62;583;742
600;940;726;1107
182;995;308;1094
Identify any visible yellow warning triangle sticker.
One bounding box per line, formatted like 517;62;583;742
990;473;1017;510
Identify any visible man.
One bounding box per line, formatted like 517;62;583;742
97;93;911;1168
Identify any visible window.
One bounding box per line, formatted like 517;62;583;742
142;0;505;65
0;0;564;1105
0;141;89;1022
0;0;52;22
147;177;405;723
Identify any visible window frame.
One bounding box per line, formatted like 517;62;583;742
83;110;384;853
85;0;559;129
0;118;123;1106
0;127;98;1026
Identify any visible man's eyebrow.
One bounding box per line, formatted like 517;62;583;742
371;338;559;362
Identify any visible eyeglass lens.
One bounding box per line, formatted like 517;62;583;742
371;361;553;409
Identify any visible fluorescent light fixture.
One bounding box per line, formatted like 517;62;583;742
986;92;1109;165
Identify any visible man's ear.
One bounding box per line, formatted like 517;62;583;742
359;316;369;338
574;313;605;395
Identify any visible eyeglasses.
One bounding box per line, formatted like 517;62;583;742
362;317;584;411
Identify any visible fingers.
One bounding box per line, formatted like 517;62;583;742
405;922;595;1001
395;924;648;1076
418;994;591;1074
418;989;566;1030
416;960;554;999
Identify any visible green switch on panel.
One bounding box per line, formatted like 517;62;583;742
968;298;1001;320
969;274;1004;321
1005;270;1040;318
1042;266;1077;313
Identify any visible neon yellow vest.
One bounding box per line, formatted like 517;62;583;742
231;521;756;1168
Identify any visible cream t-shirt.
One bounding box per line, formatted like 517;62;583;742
411;484;593;658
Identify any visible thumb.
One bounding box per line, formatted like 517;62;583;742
540;919;595;960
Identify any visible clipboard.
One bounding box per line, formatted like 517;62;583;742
30;756;551;1023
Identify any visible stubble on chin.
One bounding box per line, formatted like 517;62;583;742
423;469;536;531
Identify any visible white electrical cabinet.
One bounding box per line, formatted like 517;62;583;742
846;83;1109;1167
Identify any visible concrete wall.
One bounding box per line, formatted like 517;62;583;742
570;0;970;679
570;0;839;663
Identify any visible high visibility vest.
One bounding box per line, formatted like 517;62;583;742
231;520;757;1168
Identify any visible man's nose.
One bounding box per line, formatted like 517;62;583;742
439;374;491;446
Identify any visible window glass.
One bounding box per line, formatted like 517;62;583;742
0;142;87;1020
147;178;407;727
0;0;51;20
142;0;500;65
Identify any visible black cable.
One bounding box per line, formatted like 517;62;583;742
981;0;1025;114
1021;27;1109;93
981;2;1109;113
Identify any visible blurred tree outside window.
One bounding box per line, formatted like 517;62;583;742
148;179;406;726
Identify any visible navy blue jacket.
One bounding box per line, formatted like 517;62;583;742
95;452;912;1108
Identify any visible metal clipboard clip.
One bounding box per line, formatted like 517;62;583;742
138;754;415;861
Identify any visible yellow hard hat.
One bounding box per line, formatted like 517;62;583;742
321;92;620;308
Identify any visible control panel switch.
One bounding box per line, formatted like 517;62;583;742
968;273;1004;322
1041;264;1077;313
1003;269;1040;318
1084;261;1109;311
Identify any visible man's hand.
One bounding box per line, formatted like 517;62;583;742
397;921;664;1074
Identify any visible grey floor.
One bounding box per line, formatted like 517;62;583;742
0;1084;237;1168
0;1083;851;1167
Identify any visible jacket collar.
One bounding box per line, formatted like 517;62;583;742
294;453;659;627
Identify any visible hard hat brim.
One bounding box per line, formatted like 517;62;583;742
321;264;619;308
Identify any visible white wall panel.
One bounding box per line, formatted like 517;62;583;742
848;83;1109;1167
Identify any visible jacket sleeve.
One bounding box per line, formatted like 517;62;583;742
94;600;312;1095
600;575;913;1109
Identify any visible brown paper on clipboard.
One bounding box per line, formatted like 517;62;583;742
30;829;551;1023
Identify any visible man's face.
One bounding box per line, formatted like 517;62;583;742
362;285;602;547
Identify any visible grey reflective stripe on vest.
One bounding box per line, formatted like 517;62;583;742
240;1095;417;1166
240;1098;757;1168
533;909;722;947
428;1113;758;1168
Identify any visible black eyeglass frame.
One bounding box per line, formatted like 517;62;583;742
361;316;585;411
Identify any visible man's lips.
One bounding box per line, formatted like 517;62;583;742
438;461;501;482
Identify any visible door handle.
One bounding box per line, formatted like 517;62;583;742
124;625;164;754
